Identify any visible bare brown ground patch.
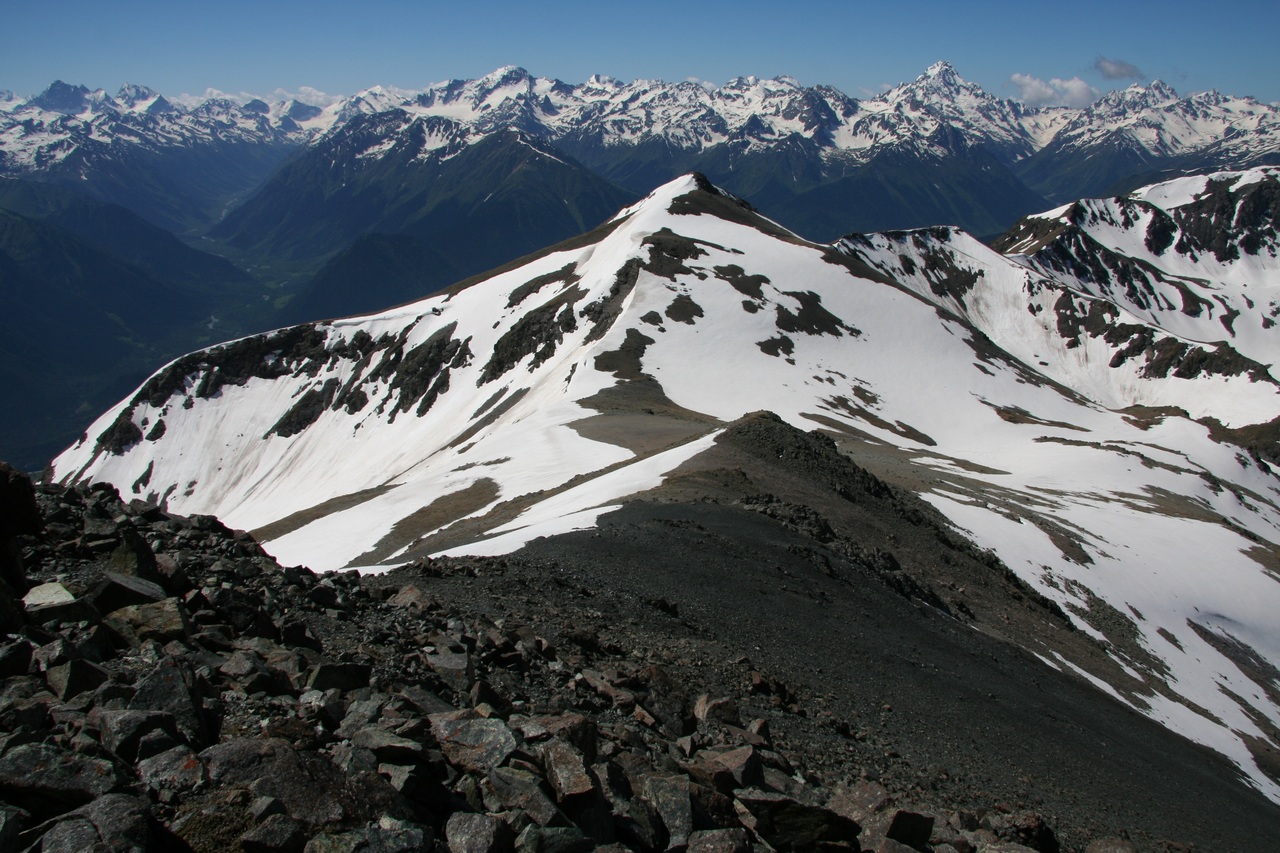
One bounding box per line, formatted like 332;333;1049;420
252;485;396;544
571;413;714;456
346;478;499;567
990;403;1090;432
1244;542;1280;582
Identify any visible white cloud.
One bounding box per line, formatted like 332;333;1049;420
1011;73;1100;108
268;86;342;106
172;87;237;107
172;85;347;108
1095;56;1144;81
684;77;716;92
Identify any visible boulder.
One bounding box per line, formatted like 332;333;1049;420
430;710;518;773
46;658;111;700
91;571;167;614
240;813;307;853
129;657;206;745
687;746;764;793
541;739;595;801
447;811;515;853
43;793;153;853
688;827;753;853
137;745;208;798
0;803;26;852
0;742;126;819
23;582;94;624
93;708;180;762
305;661;372;692
735;790;860;852
200;737;350;826
106;597;191;643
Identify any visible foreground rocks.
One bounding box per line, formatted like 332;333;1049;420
0;470;1172;850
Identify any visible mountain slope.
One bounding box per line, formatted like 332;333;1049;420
0;177;258;299
0;181;270;471
0;82;309;231
212;119;636;310
54;173;1280;805
1017;83;1280;202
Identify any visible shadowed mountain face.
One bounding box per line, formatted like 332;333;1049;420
53;170;1280;812
0;180;271;471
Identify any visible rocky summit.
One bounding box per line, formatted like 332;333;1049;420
5;443;1280;851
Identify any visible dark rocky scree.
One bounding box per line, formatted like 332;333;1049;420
0;462;1164;853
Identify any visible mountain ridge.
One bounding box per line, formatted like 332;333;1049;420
52;170;1280;805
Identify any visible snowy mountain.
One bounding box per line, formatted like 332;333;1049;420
6;62;1277;242
53;171;1280;803
0;81;316;231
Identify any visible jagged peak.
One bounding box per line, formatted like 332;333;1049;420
30;80;94;114
116;83;159;103
477;66;533;89
1098;79;1180;110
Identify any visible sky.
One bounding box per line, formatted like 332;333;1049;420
3;0;1277;106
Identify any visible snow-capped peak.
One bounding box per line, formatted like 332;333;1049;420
52;167;1280;802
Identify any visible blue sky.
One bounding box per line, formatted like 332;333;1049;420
3;0;1277;105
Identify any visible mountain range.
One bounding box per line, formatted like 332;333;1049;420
4;63;1279;471
53;166;1280;818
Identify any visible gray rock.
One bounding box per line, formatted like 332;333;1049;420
514;825;594;853
24;581;74;607
484;766;561;827
137;745;207;797
105;597;191;643
200;737;349;826
688;828;752;853
735;790;860;852
350;727;426;763
59;793;153;853
447;811;515;853
427;648;474;692
828;779;889;824
368;816;432;852
640;773;693;849
305;661;371;692
430;710;517;772
693;693;740;726
0;640;32;678
23;582;93;624
510;713;597;762
875;809;935;848
0;742;126;819
93;708;179;762
0;803;26;852
387;583;434;610
541;739;594;801
397;684;456;716
46;658;111;700
240;813;307;853
106;528;162;585
129;656;205;745
91;571;167;615
687;745;764;793
37;816;101;852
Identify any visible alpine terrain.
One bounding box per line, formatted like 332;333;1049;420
51;168;1280;849
4;63;1279;472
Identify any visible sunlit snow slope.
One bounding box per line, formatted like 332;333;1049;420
55;172;1280;802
